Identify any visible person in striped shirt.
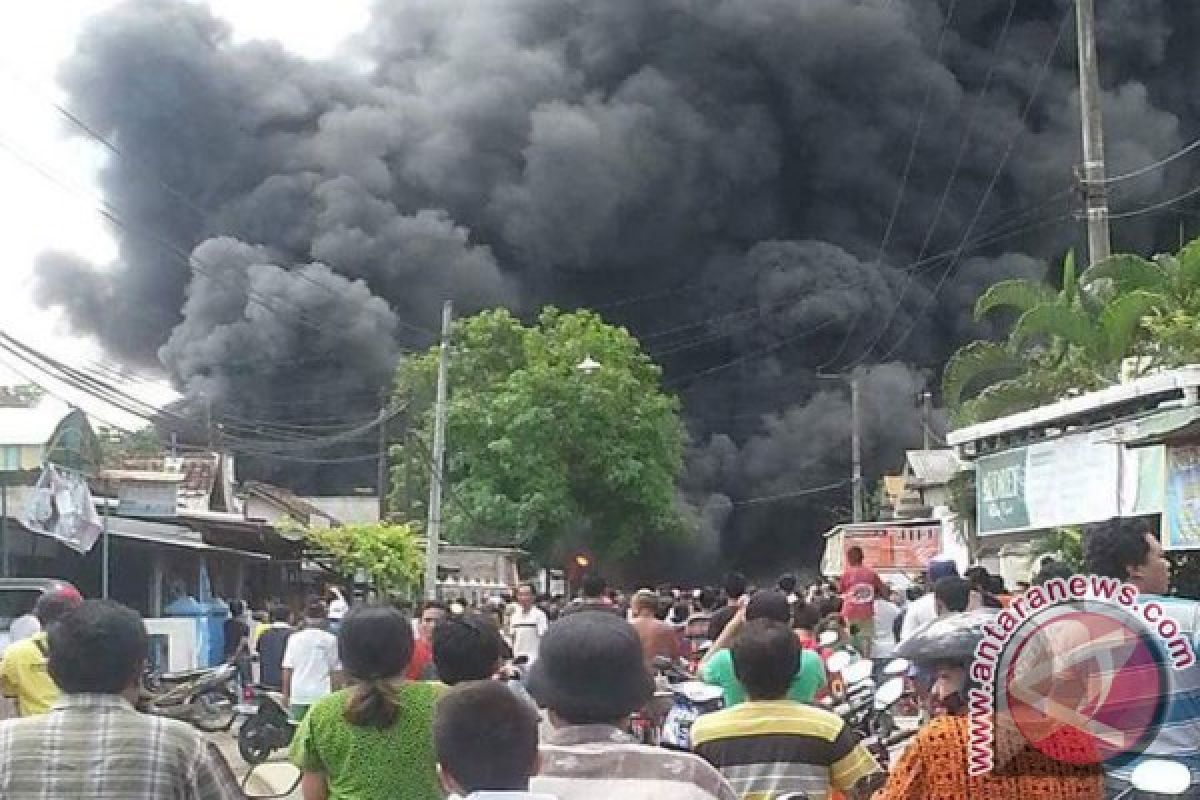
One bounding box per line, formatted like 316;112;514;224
692;618;882;800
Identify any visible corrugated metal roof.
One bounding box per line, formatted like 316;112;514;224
0;403;67;447
905;449;962;485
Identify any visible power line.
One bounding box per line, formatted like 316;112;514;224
818;0;960;370
664;317;841;389
850;0;1019;367
874;5;1072;364
1109;181;1200;221
1102;133;1200;185
733;480;850;507
0;60;438;346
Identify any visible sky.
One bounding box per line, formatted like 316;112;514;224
0;0;369;428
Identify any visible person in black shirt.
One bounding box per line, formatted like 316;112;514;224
223;600;252;684
255;605;294;690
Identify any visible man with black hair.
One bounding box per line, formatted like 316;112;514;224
701;591;826;707
282;597;341;721
933;576;972;614
528;611;736;800
692;619;881;800
707;572;748;641
560;575;620;617
434;612;505;685
0;586;82;716
1083;518;1200;797
0;600;240;798
435;680;554;800
509;583;549;664
840;546;889;657
254;604;293;691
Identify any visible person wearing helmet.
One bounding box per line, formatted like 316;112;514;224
874;610;1103;800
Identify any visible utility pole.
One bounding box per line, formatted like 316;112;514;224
377;392;389;521
424;301;453;600
1075;0;1111;266
921;390;933;450
851;376;864;523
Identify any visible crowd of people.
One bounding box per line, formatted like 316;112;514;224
0;517;1196;799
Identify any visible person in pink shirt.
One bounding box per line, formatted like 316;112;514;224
838;546;889;657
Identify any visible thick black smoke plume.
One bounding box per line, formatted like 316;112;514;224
35;0;1200;573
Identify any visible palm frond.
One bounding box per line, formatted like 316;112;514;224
942;341;1020;408
974;279;1058;321
1010;305;1098;353
1080;253;1165;294
1097;289;1164;362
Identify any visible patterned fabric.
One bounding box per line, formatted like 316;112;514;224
691;700;880;800
533;724;738;800
874;714;1103;800
290;680;443;800
0;693;241;799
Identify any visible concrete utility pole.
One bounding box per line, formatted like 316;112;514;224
377;391;390;521
921;390;933;450
851;376;864;523
424;301;453;600
1075;0;1112;266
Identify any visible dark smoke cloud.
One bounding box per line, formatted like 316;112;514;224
35;0;1200;571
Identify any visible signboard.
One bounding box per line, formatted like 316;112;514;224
1165;445;1200;550
976;433;1120;535
118;482;178;517
842;524;941;570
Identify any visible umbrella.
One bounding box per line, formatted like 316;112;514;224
896;609;1002;664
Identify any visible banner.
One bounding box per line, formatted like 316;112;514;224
1164;445;1200;550
976;434;1119;536
20;464;103;553
843;524;941;570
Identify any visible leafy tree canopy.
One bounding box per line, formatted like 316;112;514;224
390;307;687;563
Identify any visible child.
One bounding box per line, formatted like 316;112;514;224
434;680;556;800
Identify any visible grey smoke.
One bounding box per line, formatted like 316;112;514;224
33;0;1200;571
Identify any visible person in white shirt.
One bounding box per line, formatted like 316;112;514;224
872;593;901;659
508;584;549;664
435;680;557;800
898;558;960;643
282;598;341;721
7;613;40;644
326;587;349;631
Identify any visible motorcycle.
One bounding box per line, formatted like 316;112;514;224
138;663;239;733
821;649;915;768
237;689;295;765
632;657;724;750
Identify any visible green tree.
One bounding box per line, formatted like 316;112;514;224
943;252;1158;424
1029;527;1083;573
305;522;423;596
390;307;686;562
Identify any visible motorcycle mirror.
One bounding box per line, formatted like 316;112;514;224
884;658;910;675
1129;759;1191;795
876;677;904;706
819;631;839;647
826;652;853;674
841;660;873;684
241;763;303;799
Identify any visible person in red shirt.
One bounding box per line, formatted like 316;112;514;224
838;545;889;658
406;601;448;680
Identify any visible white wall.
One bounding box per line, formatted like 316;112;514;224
145;617;200;672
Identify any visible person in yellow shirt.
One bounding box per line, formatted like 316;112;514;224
1;588;83;716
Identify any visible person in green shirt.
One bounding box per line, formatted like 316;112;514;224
700;590;826;707
290;605;442;800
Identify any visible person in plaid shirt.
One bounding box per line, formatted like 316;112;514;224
0;600;241;799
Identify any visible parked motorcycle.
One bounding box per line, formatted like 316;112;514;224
138;663;239;733
237;689;295;765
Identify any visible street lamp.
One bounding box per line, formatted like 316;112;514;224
576;355;601;375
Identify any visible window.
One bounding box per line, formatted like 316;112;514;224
0;446;19;471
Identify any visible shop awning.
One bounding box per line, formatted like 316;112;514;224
1118;406;1200;448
